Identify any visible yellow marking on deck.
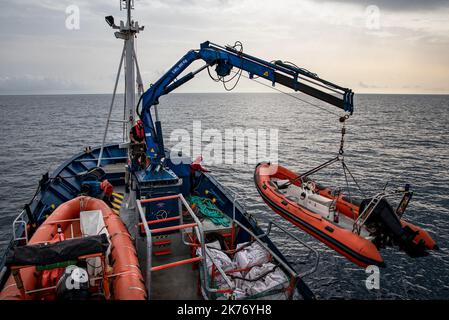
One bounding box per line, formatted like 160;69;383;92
112;209;120;215
112;202;122;210
112;192;124;200
112;198;122;205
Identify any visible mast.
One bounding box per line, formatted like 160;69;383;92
98;0;144;167
122;0;138;133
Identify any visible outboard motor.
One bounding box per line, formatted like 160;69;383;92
56;265;90;300
360;198;428;257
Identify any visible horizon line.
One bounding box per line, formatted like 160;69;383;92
1;91;449;97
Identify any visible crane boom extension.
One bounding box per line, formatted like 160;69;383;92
140;41;354;163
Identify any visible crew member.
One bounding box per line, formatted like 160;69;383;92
129;120;148;169
130;119;145;144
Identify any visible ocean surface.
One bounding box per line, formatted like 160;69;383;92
0;93;448;299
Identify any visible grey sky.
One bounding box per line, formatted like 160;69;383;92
313;0;449;11
1;0;448;94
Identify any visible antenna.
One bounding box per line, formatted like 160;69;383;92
120;0;135;11
98;0;145;166
120;0;134;26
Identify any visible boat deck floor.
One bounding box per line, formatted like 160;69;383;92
145;234;200;300
114;185;201;300
103;162;127;174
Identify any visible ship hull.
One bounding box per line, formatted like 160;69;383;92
0;145;315;300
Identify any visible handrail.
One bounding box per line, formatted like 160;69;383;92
232;218;298;279
353;187;411;234
202;246;236;292
136;193;237;299
12;209;28;244
147;216;180;225
136;200;152;299
230;219;299;299
353;192;386;234
75;157;127;163
265;221;320;278
230;190;244;248
177;194;235;293
151;256;203;272
138;192;306;299
228;188;302;298
136;194;203;297
140;194;179;203
228;188;298;278
150;222;197;234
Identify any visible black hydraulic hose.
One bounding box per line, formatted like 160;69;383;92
136;94;144;119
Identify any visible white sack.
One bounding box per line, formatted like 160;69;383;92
234;241;270;271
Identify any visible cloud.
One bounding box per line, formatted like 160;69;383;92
0;0;448;94
0;75;86;95
312;0;449;11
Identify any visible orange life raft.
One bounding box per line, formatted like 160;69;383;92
254;163;437;268
0;196;146;300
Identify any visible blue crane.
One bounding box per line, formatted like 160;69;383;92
137;41;354;172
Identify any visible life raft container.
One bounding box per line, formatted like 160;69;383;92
254;162;437;268
0;196;146;300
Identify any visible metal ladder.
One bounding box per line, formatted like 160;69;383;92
353;192;386;234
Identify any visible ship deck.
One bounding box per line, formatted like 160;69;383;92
112;182;200;300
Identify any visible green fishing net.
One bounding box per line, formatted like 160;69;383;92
187;195;231;227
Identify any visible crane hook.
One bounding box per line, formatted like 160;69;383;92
338;114;350;155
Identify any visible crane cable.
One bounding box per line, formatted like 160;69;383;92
236;71;342;117
220;49;364;198
338;115;366;202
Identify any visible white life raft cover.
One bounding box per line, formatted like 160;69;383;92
234;241;270;271
80;210;111;278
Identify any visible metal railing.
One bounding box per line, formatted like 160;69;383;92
263;221;320;278
353;187;412;234
229;188;319;278
227;193;304;299
136;193;235;299
136;191;318;300
218;189;318;297
12;209;29;245
353;192;386;234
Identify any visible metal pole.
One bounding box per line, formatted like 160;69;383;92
124;1;136;140
133;47;145;95
125;37;135;128
97;44;126;167
137;200;152;299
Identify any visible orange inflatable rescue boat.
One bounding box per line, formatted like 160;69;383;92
0;196;146;300
254;162;438;268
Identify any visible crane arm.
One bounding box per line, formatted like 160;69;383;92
139;41;354;162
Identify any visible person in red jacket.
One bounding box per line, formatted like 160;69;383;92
130;119;145;144
129;120;148;169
